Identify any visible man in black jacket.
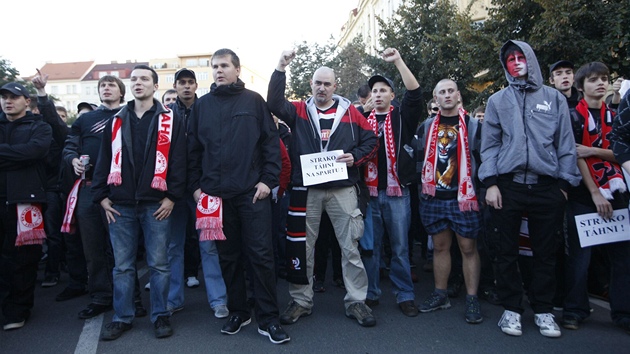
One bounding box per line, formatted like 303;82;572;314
63;75;128;320
187;48;288;344
92;65;187;341
0;82;52;331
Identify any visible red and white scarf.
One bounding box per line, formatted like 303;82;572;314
576;100;626;200
61;179;82;234
195;192;226;241
108;107;173;191
421;108;478;212
16;203;46;246
365;105;402;197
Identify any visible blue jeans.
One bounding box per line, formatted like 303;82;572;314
199;239;227;309
109;202;171;323
167;199;187;310
364;188;414;303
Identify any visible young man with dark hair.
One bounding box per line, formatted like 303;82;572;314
162;89;178;105
549;60;580;109
92;65;187;340
417;79;483;324
0;82;52;330
362;48;422;317
63;75;137;320
188;48;288;344
479;40;581;338
472;106;485;123
562;62;630;335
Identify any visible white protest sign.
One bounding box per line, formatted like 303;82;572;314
574;209;630;248
300;150;348;186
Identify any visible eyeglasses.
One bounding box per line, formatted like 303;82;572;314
431;107;439;112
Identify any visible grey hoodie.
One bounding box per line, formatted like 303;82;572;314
478;40;581;190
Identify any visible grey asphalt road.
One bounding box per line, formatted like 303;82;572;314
1;250;628;354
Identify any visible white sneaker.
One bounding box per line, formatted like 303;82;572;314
186;276;200;288
213;304;229;319
498;310;522;336
535;313;562;338
144;282;150;291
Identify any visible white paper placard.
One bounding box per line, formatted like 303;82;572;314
300;150;348;186
574;209;630;248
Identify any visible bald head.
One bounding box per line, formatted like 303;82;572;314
433;79;460;116
311;66;337;108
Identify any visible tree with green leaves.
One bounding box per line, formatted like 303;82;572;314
328;37;371;100
0;57;23;88
286;41;336;100
464;0;630;104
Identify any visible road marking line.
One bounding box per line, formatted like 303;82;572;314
74;314;103;354
74;265;150;354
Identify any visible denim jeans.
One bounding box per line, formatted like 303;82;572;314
199;239;227;309
167;199;187;310
564;200;630;323
109;202;171;323
364;189;414;303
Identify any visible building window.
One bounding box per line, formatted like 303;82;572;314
200;58;210;67
198;88;209;96
111;71;119;77
166;75;174;83
198;72;209;81
51;86;58;94
99;72;107;78
186;59;198;67
85;87;90;95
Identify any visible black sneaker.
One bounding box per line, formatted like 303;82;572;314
78;303;112;319
221;315;251;335
399;300;419;317
313;280;326;293
365;298;380;307
134;301;147;318
346;302;376;327
465;296;483;324
101;321;132;341
42;276;59;288
479;288;501;305
154;316;173;338
419;291;451;313
55;287;88;302
3;318;26;331
562;315;580;330
258;323;291;344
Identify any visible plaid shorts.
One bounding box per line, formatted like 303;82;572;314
419;197;481;239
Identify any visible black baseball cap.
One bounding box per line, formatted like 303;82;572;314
549;60;574;75
77;102;98;112
368;75;395;90
174;68;196;81
0;82;30;98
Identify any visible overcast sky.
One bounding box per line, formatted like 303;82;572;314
5;0;359;77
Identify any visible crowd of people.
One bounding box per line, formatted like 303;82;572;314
1;39;629;346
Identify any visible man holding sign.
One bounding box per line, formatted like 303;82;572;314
564;62;630;335
268;51;378;327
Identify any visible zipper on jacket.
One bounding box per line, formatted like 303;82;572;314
522;92;529;182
